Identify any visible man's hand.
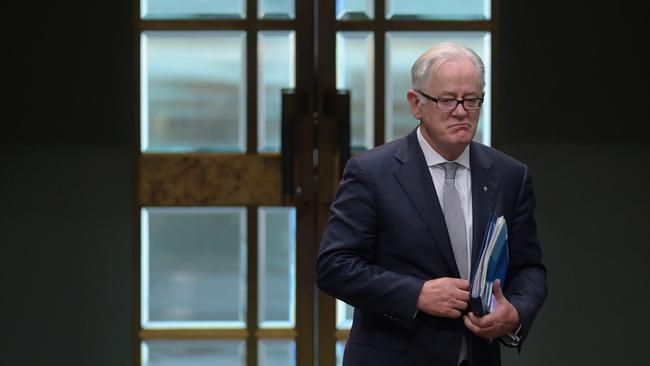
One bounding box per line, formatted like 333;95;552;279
463;279;520;339
417;277;469;318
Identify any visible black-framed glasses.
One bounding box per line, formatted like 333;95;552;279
415;90;484;111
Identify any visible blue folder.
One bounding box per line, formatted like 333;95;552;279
469;214;509;316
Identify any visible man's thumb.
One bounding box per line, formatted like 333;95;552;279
492;279;505;299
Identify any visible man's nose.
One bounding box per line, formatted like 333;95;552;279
451;101;469;116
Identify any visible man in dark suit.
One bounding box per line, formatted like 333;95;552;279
316;42;547;366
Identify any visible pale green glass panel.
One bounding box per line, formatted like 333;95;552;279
385;32;491;146
142;0;245;19
258;32;295;152
259;0;295;19
142;340;245;366
336;299;353;329
142;32;246;152
336;32;374;151
386;0;490;20
336;0;374;20
258;207;296;327
141;207;247;328
336;341;346;366
258;340;296;366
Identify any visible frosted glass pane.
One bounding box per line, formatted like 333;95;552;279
142;340;245;366
336;341;346;366
336;0;374;20
336;299;353;329
385;32;491;146
258;207;296;327
259;0;295;19
336;32;374;151
258;32;295;152
259;340;296;366
141;207;247;328
386;0;490;20
142;32;246;152
142;0;245;19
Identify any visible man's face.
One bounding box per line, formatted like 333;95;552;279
407;58;482;158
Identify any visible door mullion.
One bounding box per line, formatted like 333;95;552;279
246;206;258;366
294;0;317;365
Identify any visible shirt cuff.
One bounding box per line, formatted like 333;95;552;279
500;322;523;347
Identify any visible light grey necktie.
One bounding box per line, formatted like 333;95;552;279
442;162;470;364
442;162;468;280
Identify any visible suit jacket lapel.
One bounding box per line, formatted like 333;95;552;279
393;130;460;277
469;142;499;279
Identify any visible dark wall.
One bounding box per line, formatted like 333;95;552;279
1;147;135;366
1;1;648;366
2;2;136;366
496;1;650;145
497;2;650;365
499;145;649;366
4;2;134;147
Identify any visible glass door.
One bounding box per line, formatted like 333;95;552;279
135;1;317;365
135;1;496;365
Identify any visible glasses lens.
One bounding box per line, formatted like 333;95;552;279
437;98;457;110
464;99;481;109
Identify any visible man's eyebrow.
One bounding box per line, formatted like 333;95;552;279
437;91;481;98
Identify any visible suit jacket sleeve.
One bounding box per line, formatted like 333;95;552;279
316;156;424;329
504;165;547;345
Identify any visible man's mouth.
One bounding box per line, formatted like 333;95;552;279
448;123;472;129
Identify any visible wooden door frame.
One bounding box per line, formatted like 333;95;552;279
132;1;318;365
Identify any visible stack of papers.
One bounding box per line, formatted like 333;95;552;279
469;214;509;316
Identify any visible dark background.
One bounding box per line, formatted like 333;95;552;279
2;1;648;365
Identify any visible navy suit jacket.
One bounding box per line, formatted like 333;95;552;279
316;128;547;366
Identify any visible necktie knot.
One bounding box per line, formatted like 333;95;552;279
442;162;459;179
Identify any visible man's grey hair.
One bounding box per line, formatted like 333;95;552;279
411;42;485;92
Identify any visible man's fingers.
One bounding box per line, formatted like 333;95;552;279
456;289;470;302
464;314;496;340
466;312;483;326
418;278;483;319
463;292;520;339
448;309;463;319
453;299;469;311
450;278;470;290
467;311;495;328
463;315;482;334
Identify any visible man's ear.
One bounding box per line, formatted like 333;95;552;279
406;89;423;120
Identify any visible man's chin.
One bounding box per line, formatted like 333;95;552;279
451;130;476;145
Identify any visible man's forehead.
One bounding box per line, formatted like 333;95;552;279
427;61;480;89
430;58;478;76
428;77;482;94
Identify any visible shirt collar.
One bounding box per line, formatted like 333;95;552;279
416;126;470;170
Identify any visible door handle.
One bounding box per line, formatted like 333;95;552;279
281;89;349;202
323;90;351;179
281;88;308;201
